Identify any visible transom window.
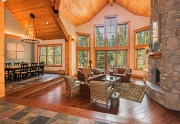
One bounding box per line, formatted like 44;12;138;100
38;44;62;66
95;26;104;47
134;26;150;70
118;24;128;46
106;17;116;46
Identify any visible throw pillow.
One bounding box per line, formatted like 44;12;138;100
92;69;100;75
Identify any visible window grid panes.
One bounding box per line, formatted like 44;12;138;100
137;30;150;45
39;45;62;66
96;26;104;47
118;24;128;46
96;51;104;69
137;49;146;69
78;35;89;47
106;17;116;46
78;51;88;68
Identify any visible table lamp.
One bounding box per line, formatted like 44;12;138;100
81;68;91;85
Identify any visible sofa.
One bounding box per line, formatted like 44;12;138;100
109;68;132;82
77;68;105;82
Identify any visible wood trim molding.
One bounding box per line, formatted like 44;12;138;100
4;33;22;40
93;46;130;50
0;1;5;97
132;74;143;78
54;0;61;10
148;52;162;59
109;0;113;6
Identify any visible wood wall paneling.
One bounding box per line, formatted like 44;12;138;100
0;1;5;97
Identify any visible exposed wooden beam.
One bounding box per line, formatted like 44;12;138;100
109;0;113;6
43;0;68;41
54;0;61;10
4;33;22;40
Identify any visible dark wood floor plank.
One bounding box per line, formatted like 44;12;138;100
2;76;180;124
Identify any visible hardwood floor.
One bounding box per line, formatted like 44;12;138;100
2;76;180;124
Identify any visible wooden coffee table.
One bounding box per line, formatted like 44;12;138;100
101;76;121;87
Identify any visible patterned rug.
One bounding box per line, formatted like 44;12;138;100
114;83;146;103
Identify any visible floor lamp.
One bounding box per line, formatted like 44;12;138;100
81;68;91;85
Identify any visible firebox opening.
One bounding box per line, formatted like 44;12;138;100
156;69;160;85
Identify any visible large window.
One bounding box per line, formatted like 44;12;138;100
94;15;130;72
76;33;90;68
38;44;62;66
96;51;127;70
134;26;150;70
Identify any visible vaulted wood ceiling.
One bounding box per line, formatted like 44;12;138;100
60;0;150;26
5;0;150;41
5;0;68;41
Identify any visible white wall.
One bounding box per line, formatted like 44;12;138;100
4;8;25;36
76;3;150;76
60;16;77;74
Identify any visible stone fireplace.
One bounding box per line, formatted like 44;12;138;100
146;0;180;111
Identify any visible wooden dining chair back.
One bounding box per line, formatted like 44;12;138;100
30;63;38;77
38;62;44;75
5;63;12;67
15;63;28;80
14;62;21;66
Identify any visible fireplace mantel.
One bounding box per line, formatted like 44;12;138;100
148;52;162;59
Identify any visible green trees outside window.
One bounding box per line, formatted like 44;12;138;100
78;35;88;47
96;26;104;47
118;24;128;46
77;35;90;68
78;51;88;67
137;49;146;69
137;30;150;45
39;45;62;66
96;51;127;69
96;51;104;69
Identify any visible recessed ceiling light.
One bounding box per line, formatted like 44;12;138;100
1;0;6;2
46;21;49;24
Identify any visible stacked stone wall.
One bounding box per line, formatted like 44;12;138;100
147;0;180;111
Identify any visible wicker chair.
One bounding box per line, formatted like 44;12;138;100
89;81;113;107
63;75;81;97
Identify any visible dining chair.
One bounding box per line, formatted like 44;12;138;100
30;63;38;77
38;62;44;76
5;62;12;67
5;63;12;80
14;62;21;66
15;63;28;80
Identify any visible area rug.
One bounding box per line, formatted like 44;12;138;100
114;83;146;103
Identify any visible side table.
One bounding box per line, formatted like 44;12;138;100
111;92;120;108
80;83;90;101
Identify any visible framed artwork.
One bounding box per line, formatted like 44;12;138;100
152;14;160;43
17;44;24;51
17;51;24;59
7;42;16;51
7;50;16;59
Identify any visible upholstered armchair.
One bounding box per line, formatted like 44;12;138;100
109;68;132;82
89;81;113;107
63;75;81;97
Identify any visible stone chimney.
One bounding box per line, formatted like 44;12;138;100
146;0;180;111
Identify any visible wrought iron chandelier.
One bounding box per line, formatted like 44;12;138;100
21;13;42;44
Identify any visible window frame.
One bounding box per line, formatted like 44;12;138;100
37;44;62;67
93;15;130;73
134;26;150;70
76;32;91;68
